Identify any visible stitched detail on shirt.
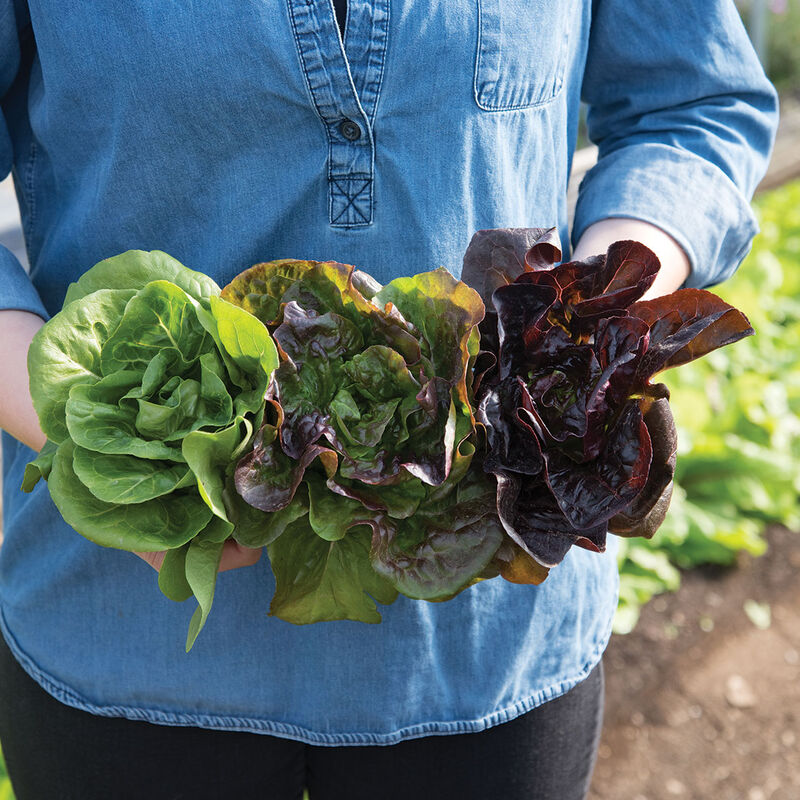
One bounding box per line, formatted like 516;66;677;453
23;141;37;254
330;176;372;227
354;0;391;126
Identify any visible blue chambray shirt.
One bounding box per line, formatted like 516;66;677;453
0;0;777;744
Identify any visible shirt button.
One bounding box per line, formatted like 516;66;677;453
339;118;362;141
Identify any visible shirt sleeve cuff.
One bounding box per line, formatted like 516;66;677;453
571;142;760;290
0;244;49;319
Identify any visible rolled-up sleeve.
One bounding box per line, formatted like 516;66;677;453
1;0;47;318
572;0;779;289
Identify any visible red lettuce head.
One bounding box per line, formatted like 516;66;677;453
464;229;754;571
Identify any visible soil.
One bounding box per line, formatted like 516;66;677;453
589;525;800;800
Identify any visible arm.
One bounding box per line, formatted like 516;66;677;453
0;6;52;450
572;218;690;300
572;0;778;291
0;309;47;452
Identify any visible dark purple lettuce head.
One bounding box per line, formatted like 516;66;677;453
462;229;754;573
221;260;502;622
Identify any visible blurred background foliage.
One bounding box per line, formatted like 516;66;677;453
737;0;800;93
0;747;10;800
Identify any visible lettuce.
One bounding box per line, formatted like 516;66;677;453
24;250;279;649
463;229;754;573
222;259;501;622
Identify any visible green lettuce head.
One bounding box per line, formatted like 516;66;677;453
222;260;505;624
24;250;279;649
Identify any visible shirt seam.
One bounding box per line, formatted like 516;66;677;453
288;0;374;228
22;140;37;254
0;604;614;747
286;0;329;137
362;0;390;127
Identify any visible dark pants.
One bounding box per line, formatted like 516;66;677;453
0;631;604;800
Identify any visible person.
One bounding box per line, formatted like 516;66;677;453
0;1;777;798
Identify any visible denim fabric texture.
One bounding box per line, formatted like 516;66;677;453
0;0;777;744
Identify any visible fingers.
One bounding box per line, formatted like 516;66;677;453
135;550;167;571
219;541;262;572
134;542;262;573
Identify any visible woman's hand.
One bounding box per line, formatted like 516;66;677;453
572;217;691;300
135;542;262;573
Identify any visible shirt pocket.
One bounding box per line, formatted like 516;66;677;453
474;0;571;112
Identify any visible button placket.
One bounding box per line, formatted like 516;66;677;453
287;0;389;228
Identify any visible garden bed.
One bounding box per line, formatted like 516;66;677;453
590;524;800;800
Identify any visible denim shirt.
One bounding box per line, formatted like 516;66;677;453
0;0;776;744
